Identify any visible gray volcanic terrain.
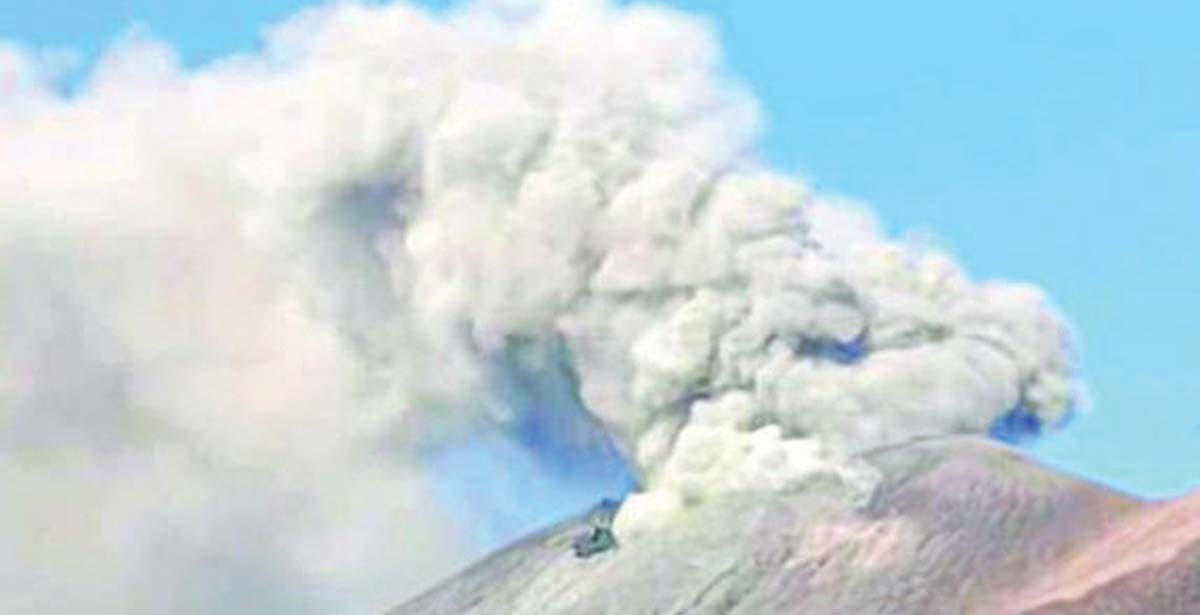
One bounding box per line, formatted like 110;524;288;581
390;437;1200;615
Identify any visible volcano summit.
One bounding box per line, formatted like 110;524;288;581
391;437;1200;615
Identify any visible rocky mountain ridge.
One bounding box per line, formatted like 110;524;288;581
389;437;1200;615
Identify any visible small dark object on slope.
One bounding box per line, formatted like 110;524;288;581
571;497;622;558
572;525;618;558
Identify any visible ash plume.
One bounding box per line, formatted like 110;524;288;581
0;1;1075;612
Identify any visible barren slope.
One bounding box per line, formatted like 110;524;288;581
389;437;1199;615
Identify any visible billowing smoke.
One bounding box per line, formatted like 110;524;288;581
0;1;1075;613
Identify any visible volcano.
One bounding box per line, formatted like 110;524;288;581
388;437;1200;615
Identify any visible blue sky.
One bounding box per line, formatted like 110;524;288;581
3;0;1197;498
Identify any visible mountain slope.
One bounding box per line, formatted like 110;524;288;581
388;437;1199;615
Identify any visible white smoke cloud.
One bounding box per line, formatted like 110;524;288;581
0;1;1076;612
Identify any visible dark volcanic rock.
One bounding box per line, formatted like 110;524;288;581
388;437;1200;615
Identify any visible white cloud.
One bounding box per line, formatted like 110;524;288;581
0;1;1076;612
